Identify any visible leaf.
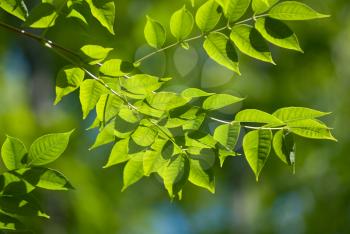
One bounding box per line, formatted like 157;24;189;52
100;59;134;77
147;92;189;111
0;213;24;231
243;130;272;181
104;138;130;168
203;32;240;74
268;1;329;21
181;88;214;99
131;126;157;147
28;130;73;166
273;130;295;165
255;17;302;52
0;195;49;218
89;122;115;150
230;24;275;64
0;0;28;21
0;172;35;196
85;0;115;34
235;109;284;124
170;6;194;41
96;94;123;123
122;153;144;191
195;0;221;32
159;154;190;198
79;79;106;119
80;45;113;64
144;16;166;49
189;157;215;193
114;108;140;138
213;122;241;151
54;66;85;105
121;74;162;95
143;150;168;176
287;119;337;141
272;107;330;122
1;136;27;170
252;0;279;14
24;3;57;28
202;94;243;110
215;0;251;22
183;113;206;131
16;167;73;191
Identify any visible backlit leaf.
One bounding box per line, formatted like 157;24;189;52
203;94;243;110
213;122;241;151
235;109;284;124
1;136;27;170
216;0;250;22
273;107;330;122
195;0;221;32
122;153;144;191
170;6;194;41
252;0;279;14
79;79;106;119
0;0;28;21
144;16;166;48
24;3;57;28
86;0;115;34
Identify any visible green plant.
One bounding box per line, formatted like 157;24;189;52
0;0;336;231
0;132;73;231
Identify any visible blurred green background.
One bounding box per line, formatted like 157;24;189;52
0;0;349;233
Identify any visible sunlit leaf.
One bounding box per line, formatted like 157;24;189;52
122;153;144;191
147;92;189;111
243;130;272;181
144;16;166;49
287;119;337;141
235;109;284;124
195;0;221;32
215;0;250;22
85;0;115;34
255;17;303;52
213;122;241;151
1;136;27;170
252;0;279;14
268;1;329;20
24;3;57;28
104;138;130;168
0;0;28;21
121;74;162;95
28;130;73;166
100;59;134;77
273;107;330;122
170;6;194;41
273;130;295;165
80;45;113;64
203;32;240;74
54;66;85;105
131;126;157;147
230;24;275;64
79;79;106;119
202;94;243;110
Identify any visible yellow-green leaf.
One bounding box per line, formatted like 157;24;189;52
1;136;27;170
144;16;166;49
203;94;243;110
170;6;194;41
215;0;250;22
195;0;221;32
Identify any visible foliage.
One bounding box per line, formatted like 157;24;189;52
0;0;336;231
0;132;73;231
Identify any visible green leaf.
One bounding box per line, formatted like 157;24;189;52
170;6;194;41
189;156;215;193
287;119;337;141
114;108;140;138
28;130;73;166
0;172;35;196
16;167;73;191
96;94;123;123
235;109;284;124
0;0;28;21
54;66;85;105
85;0;115;34
143;150;168;176
79;79;106;119
183;113;206;131
24;3;57;28
159;154;190;198
104;138;130;168
195;0;221;32
147;92;189;111
255;17;302;52
252;0;279;14
213;122;241;151
216;0;251;22
0;213;24;231
203;94;243;110
144;16;166;49
121;74;162;95
230;24;275;64
272;107;330;122
268;1;329;21
203;32;240;74
243;130;273;181
1;136;27;170
122;153;144;191
0;195;49;218
273;130;295;165
80;45;113;64
89;122;115;150
181;88;214;99
131;126;157;147
100;59;134;77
